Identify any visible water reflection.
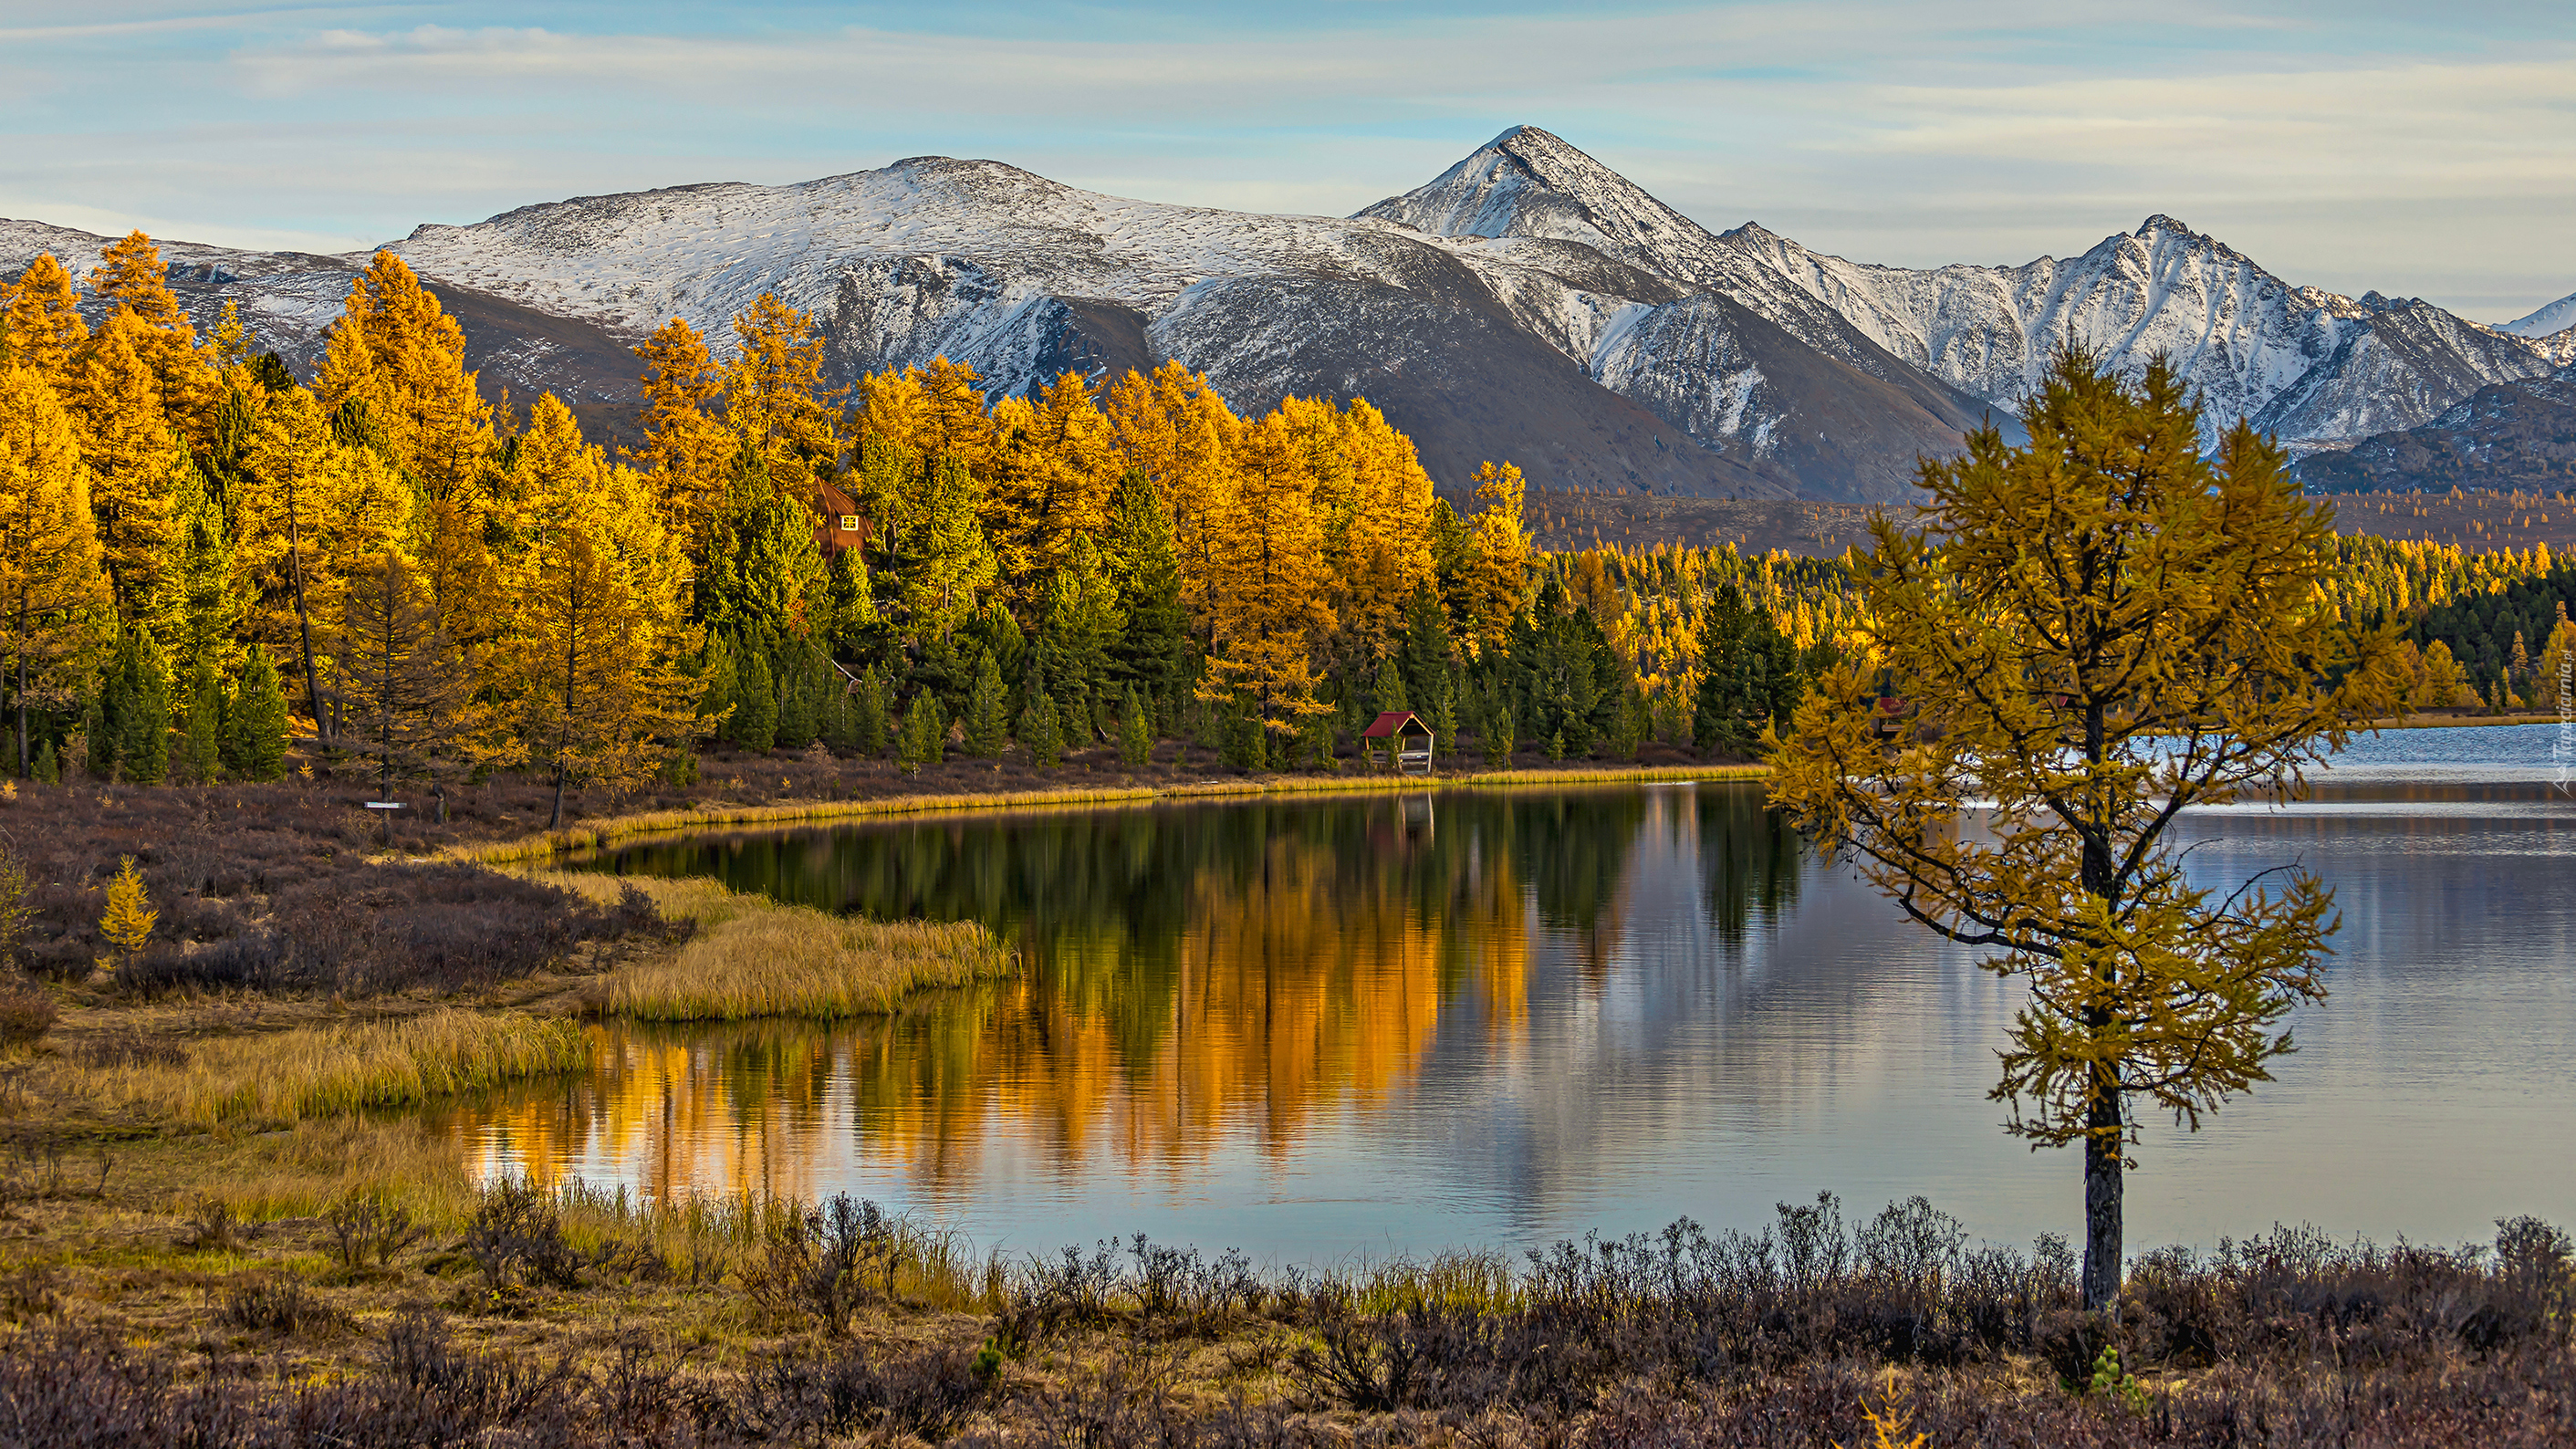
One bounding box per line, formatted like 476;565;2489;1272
442;729;2576;1259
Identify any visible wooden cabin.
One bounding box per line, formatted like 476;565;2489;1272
814;479;871;558
1361;711;1436;776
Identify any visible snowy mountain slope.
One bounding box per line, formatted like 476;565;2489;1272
2502;291;2576;340
373;156;1849;496
2297;361;2576;494
7;126;2541;506
1361;129;2560;453
0;219;646;440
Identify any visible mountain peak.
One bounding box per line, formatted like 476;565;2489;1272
1353;124;1726;287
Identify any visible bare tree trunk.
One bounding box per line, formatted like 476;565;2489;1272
15;593;27;778
285;470;328;749
2079;697;2124;1317
549;579;579;830
2082;1076;2124;1315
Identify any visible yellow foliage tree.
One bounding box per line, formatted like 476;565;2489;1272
1200;411;1335;735
1454;460;1531;654
985;370;1118;592
0;254;90;386
89;231;217;442
97;854;156;975
723;293;838;504
315;252;493;500
628;317;734;552
495;394;700;827
1768;351;2403;1315
70;317;186;630
1103;363;1239;645
0;362;112;774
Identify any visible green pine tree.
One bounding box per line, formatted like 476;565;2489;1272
1118;685;1152;769
855;664;891;757
1478;680;1515;767
963;652;1008;757
1371;655;1408;716
89;627;172;784
820;673;860;752
223;644;288;782
177;651;222;783
693;632;739;745
1019;690;1062;769
1397;582;1454;709
902;693;946;768
774;637;821;750
30;739;59;785
1103;469;1188;699
730;643;778;751
694;448;827;643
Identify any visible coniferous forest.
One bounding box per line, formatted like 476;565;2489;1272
4;232;2571;820
0;234;1851;815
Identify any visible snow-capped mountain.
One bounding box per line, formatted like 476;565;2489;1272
1363;127;2562;455
3;125;2558;506
2502;292;2576;340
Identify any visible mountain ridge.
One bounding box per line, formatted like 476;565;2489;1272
3;125;2563;507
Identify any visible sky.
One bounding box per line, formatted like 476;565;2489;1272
4;1;2571;323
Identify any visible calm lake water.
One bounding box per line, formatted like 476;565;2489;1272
442;724;2576;1261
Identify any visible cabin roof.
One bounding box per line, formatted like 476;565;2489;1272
1361;710;1432;739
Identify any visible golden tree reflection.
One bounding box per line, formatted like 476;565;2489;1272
455;788;1778;1202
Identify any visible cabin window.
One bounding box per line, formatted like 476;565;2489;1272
840;516;860;532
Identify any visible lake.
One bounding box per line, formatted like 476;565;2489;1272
440;723;2576;1262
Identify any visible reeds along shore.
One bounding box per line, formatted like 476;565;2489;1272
65;1009;586;1128
556;873;1013;1021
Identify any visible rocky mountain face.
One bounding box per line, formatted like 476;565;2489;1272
2296;363;2576;495
1364;128;2562;459
4;125;2564;506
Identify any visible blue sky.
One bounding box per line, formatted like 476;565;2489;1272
5;1;2571;319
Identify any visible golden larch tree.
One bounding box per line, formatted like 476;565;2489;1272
89;231;217;442
315;252;494;500
495;394;699;827
1453;460;1531;654
1768;351;2403;1315
628;317;735;552
723;293;839;504
0;254;90;386
985;370;1119;593
69;318;186;630
1200;410;1335;735
0;362;112;774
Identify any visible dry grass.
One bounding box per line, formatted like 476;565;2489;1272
208;1116;479;1221
548;871;1013;1021
452;787;1165;866
60;1008;588;1127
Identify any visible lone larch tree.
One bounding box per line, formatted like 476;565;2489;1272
1769;350;2403;1315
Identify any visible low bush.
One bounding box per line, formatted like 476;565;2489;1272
0;979;57;1044
215;1274;346;1336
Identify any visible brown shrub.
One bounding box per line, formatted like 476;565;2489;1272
0;980;57;1045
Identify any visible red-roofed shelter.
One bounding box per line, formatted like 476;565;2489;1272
1361;711;1435;775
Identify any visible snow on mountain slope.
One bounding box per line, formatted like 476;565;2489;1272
0;218;355;370
13;125;2536;506
1361;128;2559;453
2502;291;2576;340
0;219;648;438
1728;218;2557;450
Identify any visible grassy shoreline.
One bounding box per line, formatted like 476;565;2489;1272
454;762;1770;866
